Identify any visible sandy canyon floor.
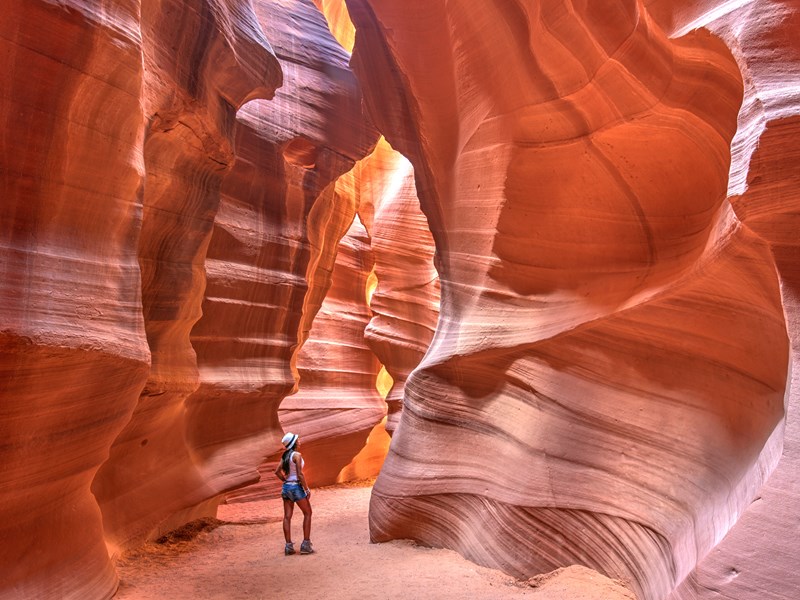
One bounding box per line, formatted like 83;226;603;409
114;482;635;599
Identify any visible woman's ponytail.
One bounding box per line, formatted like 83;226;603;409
281;441;297;473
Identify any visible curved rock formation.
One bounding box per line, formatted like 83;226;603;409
347;1;790;598
94;0;377;544
278;216;385;487
0;3;151;598
644;3;800;599
336;416;393;482
3;1;799;598
91;0;281;554
357;139;440;433
314;0;356;53
190;0;378;504
1;0;376;595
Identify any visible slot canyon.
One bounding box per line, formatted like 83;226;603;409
0;0;798;599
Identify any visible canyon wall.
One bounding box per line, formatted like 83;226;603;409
278;216;385;487
175;0;379;504
0;0;377;597
357;139;441;434
644;3;800;599
227;8;441;498
0;0;284;594
1;3;153;597
91;0;283;554
346;1;794;599
226;210;385;503
226;136;440;500
2;0;799;599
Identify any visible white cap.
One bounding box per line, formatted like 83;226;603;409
281;432;299;448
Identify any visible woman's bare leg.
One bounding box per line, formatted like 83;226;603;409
296;497;312;541
282;499;294;543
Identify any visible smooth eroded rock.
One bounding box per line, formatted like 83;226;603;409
0;2;149;597
347;1;789;598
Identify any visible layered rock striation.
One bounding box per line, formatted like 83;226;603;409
278;216;385;487
356;139;440;433
208;0;379;503
1;2;160;597
93;0;378;542
1;0;376;597
231;134;438;497
91;0;282;555
180;0;378;502
645;3;800;599
347;1;791;598
2;1;799;599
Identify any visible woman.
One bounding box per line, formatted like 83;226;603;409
274;432;313;555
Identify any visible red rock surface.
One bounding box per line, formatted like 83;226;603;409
357;139;441;434
1;2;172;597
278;216;386;487
178;0;378;502
2;1;800;599
644;3;800;599
0;0;375;596
91;0;282;556
346;1;792;599
226;214;385;503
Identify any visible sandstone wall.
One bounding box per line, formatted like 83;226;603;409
345;1;792;598
278;216;385;487
178;0;378;503
91;0;282;554
645;3;800;599
1;2;161;597
3;1;799;598
0;0;377;597
356;139;440;433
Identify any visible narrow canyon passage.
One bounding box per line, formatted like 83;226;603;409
113;483;634;600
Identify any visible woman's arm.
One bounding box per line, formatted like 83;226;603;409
274;461;286;482
293;452;311;497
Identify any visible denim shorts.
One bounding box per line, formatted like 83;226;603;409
281;482;308;502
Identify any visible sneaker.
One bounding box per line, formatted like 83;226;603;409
284;542;295;556
300;540;314;555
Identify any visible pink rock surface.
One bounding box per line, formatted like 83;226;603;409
357;139;440;433
1;0;377;595
0;2;151;598
278;216;385;487
91;0;281;553
670;119;800;600
230;135;437;498
645;3;800;598
3;1;800;598
225;176;383;503
346;1;791;598
192;0;379;504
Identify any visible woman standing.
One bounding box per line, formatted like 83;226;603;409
274;432;314;555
